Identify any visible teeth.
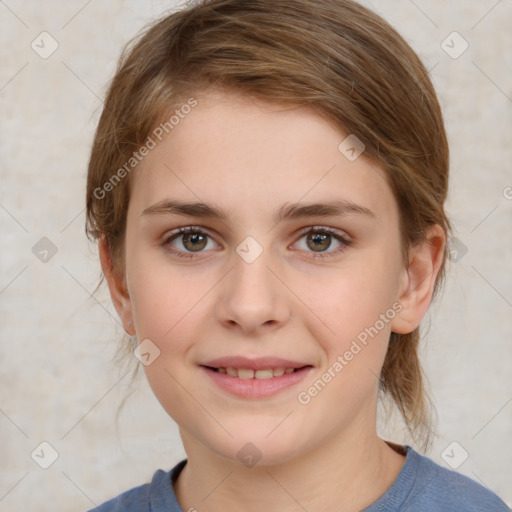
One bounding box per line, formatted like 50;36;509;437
254;369;273;379
237;368;254;379
218;367;298;379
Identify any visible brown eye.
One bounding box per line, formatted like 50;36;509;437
164;227;217;258
181;232;208;252
306;232;332;252
294;227;352;258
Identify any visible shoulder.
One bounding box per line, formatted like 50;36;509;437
86;468;176;512
86;481;151;512
405;448;509;511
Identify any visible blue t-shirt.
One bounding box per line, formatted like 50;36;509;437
88;445;509;511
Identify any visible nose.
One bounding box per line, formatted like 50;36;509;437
214;247;291;336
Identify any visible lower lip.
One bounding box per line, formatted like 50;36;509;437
201;366;313;399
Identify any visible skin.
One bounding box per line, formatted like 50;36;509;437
100;87;445;511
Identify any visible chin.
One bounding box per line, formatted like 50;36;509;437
202;424;307;468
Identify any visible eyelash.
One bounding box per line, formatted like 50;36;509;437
163;226;352;260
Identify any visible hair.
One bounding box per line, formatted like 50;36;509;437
86;0;452;450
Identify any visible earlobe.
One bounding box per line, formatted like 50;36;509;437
391;225;446;335
98;236;136;336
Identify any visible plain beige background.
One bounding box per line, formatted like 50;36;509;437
1;0;511;510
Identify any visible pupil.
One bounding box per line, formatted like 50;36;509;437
308;232;330;252
184;232;207;252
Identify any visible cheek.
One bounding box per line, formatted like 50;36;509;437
127;249;202;340
128;268;209;425
294;250;401;409
301;254;400;347
295;268;396;423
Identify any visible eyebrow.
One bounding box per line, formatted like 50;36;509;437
141;199;375;223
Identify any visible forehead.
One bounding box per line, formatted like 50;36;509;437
131;88;397;223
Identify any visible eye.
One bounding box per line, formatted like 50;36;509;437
293;226;352;258
164;227;218;259
163;225;352;260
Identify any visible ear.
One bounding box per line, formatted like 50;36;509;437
98;236;136;336
391;224;446;335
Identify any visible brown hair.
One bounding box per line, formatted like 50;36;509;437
86;0;451;450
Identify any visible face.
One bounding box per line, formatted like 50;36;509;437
108;88;418;466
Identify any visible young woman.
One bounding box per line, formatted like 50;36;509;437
85;0;509;510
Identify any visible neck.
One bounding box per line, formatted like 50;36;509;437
174;420;406;512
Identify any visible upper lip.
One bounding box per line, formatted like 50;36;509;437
201;356;311;370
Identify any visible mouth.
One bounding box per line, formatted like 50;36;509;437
203;366;309;379
199;358;314;399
